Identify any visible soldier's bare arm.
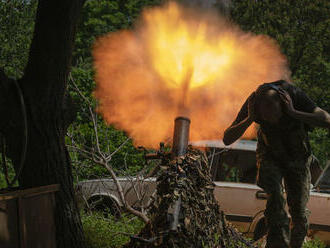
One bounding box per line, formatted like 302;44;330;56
223;92;255;145
223;117;254;145
279;90;330;129
289;107;330;129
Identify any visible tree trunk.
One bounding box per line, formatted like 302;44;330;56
0;0;86;247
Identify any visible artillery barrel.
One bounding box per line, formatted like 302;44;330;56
171;116;190;157
170;116;190;231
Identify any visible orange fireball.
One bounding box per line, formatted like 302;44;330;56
93;2;290;148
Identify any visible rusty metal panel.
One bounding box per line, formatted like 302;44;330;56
20;193;57;248
0;184;59;248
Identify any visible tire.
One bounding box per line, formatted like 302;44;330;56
86;195;121;219
254;217;267;241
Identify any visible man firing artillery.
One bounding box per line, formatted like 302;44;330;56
223;80;330;248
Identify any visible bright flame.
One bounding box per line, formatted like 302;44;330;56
93;2;290;148
145;5;232;89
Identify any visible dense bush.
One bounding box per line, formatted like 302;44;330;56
303;238;326;248
81;212;144;248
309;128;330;168
81;211;326;248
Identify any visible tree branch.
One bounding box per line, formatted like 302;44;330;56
69;74;92;106
106;137;131;161
91;154;150;223
67;76;150;223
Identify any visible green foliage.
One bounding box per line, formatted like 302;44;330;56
0;0;37;187
0;0;37;79
303;238;326;248
67;64;146;180
0;0;164;183
81;211;144;248
231;0;330;164
68;0;166;181
0;155;17;189
74;0;163;64
231;0;330;110
68;120;146;180
309;128;330;167
82;209;327;248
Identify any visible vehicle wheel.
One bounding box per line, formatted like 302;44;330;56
254;217;267;241
86;195;121;219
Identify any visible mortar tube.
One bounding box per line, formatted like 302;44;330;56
171;116;190;158
170;116;190;231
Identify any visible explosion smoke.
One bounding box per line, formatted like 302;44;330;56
93;1;290;148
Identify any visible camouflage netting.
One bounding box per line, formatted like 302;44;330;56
124;147;255;248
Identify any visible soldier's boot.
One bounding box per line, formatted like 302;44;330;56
289;215;309;248
284;158;311;248
264;193;290;248
265;222;290;248
256;157;294;248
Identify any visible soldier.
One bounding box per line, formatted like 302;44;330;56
223;80;330;248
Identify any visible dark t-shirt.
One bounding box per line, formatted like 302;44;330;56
231;81;317;127
231;80;317;161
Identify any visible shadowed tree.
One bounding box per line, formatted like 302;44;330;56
0;1;86;247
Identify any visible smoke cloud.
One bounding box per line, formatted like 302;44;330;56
93;2;290;148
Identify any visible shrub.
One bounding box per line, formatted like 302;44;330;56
303;238;326;248
82;211;144;248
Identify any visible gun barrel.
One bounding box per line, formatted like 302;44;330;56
172;116;190;157
169;116;190;231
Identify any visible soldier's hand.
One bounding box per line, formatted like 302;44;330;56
278;90;295;114
247;92;256;121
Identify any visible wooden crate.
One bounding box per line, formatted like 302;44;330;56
0;184;60;248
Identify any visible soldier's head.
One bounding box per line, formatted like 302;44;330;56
255;84;283;124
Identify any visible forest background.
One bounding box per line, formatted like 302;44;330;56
1;0;328;185
0;1;329;246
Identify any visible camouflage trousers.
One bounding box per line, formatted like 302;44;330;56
257;155;312;248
